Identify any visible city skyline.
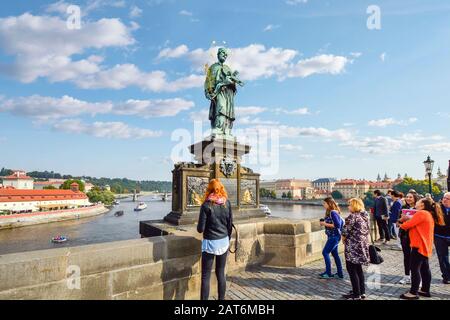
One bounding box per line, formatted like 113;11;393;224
1;0;450;181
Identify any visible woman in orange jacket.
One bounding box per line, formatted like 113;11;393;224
399;198;445;299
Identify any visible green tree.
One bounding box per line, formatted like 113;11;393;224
287;191;293;199
282;192;287;199
87;189;115;205
60;179;85;192
111;183;124;194
271;191;277;199
363;192;375;209
43;185;57;190
331;190;344;199
394;177;442;197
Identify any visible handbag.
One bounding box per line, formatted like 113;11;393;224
368;218;384;264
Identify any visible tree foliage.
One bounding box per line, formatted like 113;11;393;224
60;179;86;192
87;189;115;205
394;177;442;198
331;190;344;199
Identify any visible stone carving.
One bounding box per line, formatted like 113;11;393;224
220;155;237;177
241;179;256;205
187;177;209;207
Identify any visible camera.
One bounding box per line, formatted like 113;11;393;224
319;218;325;222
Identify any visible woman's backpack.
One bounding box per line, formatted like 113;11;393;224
368;218;384;264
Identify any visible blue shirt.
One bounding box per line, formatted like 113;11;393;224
389;199;402;222
325;210;343;238
202;237;229;255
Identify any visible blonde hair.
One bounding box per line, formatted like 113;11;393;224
348;198;365;213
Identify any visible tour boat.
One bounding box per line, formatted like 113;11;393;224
259;204;271;215
114;210;124;217
134;202;147;211
51;235;68;243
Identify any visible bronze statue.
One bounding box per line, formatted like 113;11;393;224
204;48;244;138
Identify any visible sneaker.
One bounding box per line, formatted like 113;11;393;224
383;240;390;245
391;245;403;251
375;239;385;243
399;276;411;285
334;273;344;279
348;290;366;299
319;272;334;279
342;293;361;300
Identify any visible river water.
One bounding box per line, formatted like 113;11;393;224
0;197;326;255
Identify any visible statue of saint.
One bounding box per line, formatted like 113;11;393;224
204;48;244;138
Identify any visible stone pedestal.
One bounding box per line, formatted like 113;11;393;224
162;137;267;226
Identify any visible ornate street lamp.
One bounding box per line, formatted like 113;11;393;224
423;155;434;195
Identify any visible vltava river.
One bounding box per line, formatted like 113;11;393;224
0;197;326;255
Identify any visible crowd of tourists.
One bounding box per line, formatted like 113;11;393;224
194;178;449;301
318;189;449;300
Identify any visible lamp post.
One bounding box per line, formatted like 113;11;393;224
423;155;434;195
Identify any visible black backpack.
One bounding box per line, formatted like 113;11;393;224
369;245;384;264
368;218;384;264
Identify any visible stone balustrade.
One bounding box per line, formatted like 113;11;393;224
0;218;338;300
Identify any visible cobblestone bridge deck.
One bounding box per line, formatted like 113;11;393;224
224;248;450;300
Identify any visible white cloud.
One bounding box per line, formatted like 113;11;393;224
168;44;352;82
0;13;204;92
263;24;280;32
299;154;314;159
380;52;387;62
157;45;189;59
129;5;143;18
286;54;349;78
350;52;362;58
53;119;162;139
46;0;126;16
239;117;279;125
74;65;204;92
368;117;418;127
113;98;194;118
275;107;310;115
342;132;444;154
286;0;308;5
249;125;354;141
422;142;450;152
236;106;267;116
0;13;134;83
0;95;194;120
280;144;303;151
179;10;193;16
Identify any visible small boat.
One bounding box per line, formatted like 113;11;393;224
52;235;68;243
113;200;120;205
114;210;124;217
134;202;147;211
260;204;271;215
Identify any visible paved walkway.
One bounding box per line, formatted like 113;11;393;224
224;248;450;300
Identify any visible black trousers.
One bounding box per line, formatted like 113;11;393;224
409;248;431;295
376;216;391;241
346;261;365;296
201;251;228;300
400;233;411;276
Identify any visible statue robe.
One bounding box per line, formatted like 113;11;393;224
205;62;236;127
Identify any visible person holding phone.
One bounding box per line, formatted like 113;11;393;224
435;192;450;284
319;197;344;279
397;192;421;284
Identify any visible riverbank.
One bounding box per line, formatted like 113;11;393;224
0;205;109;230
261;199;349;206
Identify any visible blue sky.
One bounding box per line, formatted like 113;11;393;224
0;0;449;181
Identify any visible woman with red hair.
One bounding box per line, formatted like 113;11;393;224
197;179;233;300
